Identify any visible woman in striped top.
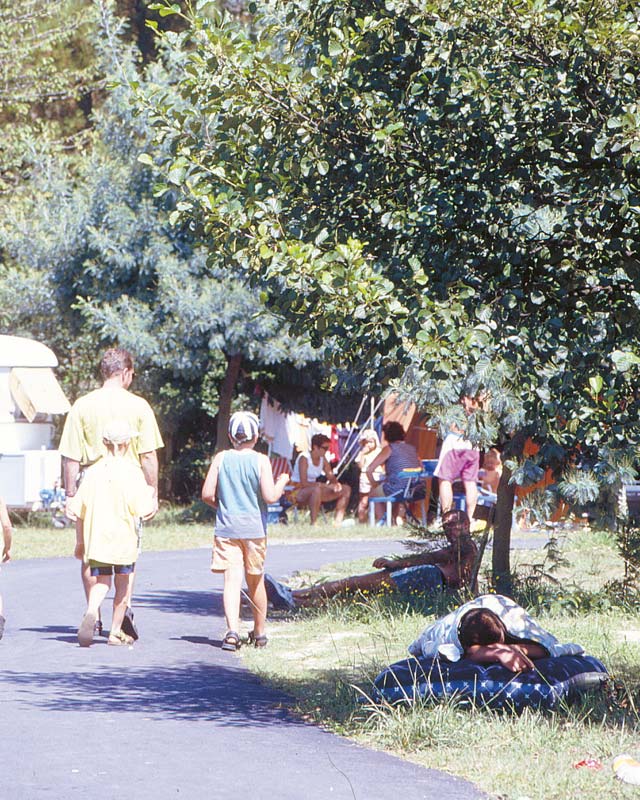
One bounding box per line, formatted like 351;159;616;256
366;421;422;525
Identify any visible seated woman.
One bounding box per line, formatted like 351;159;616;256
355;429;384;524
264;510;476;610
290;434;351;525
366;421;422;525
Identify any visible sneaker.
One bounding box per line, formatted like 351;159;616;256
121;607;139;641
263;573;296;611
94;619;104;637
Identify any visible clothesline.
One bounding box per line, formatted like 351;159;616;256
259;391;382;468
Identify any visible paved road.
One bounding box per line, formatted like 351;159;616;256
0;540;488;799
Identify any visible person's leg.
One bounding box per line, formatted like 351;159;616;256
332;483;352;525
294;486;323;524
393;501;407;527
369;484;385;522
357;493;369;524
110;572;131;638
80;561;102;631
87;575;111;615
121;519;142;640
439;479;453;516
245;573;267;638
243;539;268;641
459;450;480;523
463;480;478;522
292;569;395;607
307;484;324;524
78;573;110;646
222;563;244;634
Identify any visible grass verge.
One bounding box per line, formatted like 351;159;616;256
243;529;640;800
8;506;398;560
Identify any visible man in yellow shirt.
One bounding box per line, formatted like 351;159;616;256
59;348;163;638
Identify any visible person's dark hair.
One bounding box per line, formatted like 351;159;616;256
458;608;508;649
100;348;134;379
311;434;331;450
382;421;405;442
442;508;470;536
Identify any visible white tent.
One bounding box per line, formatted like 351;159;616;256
0;335;70;507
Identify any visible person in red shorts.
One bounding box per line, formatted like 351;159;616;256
435;394;484;522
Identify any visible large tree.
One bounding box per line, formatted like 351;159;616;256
0;6;316;496
146;0;640;587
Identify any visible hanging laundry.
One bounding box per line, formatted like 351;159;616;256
260;392;297;460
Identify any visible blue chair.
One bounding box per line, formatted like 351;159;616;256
368;462;437;527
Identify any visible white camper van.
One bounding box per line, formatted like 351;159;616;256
0;335;70;508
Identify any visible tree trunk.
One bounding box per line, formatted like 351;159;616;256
492;462;516;595
215;352;243;452
491;430;528;595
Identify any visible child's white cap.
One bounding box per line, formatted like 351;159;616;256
102;419;138;445
228;411;260;443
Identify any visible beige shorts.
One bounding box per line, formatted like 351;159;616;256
210;536;267;575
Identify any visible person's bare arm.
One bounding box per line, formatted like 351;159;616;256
465;642;548;672
323;458;342;494
366;447;389;485
373;545;450;571
140;450;159;520
259;455;290;504
74;519;85;561
202;453;223;508
63;457;80;517
0;499;12;562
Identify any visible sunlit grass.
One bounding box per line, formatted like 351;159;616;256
243;527;640;800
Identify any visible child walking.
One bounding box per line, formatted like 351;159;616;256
0;497;13;639
67;420;154;647
202;411;289;651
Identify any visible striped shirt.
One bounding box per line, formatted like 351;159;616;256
383;441;421;494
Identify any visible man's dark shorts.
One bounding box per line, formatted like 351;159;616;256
390;564;445;595
89;561;136;577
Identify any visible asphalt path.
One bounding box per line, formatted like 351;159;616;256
0;539;497;800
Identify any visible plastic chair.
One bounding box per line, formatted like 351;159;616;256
368;475;428;527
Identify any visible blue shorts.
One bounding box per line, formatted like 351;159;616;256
89;561;136;577
390;565;445;595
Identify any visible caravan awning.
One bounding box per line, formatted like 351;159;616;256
9;368;70;422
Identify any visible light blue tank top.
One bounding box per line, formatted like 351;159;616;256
214;450;267;539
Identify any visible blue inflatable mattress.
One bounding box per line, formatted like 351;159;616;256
371;654;608;711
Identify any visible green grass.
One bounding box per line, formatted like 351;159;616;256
8;506;399;560
242;527;640;800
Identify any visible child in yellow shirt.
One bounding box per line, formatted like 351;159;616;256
67;420;154;647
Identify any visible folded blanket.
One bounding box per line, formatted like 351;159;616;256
408;594;584;662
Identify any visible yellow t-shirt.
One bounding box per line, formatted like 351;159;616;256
59;386;164;467
68;457;155;565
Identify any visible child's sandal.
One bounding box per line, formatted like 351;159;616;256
248;630;268;648
221;630;241;652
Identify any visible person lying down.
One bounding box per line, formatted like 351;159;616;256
408;593;583;672
263;510;477;612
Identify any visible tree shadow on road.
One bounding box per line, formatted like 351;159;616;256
0;662;294;726
134;589;223;617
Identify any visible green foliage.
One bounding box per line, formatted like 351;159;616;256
0;3;325;497
141;0;640;578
